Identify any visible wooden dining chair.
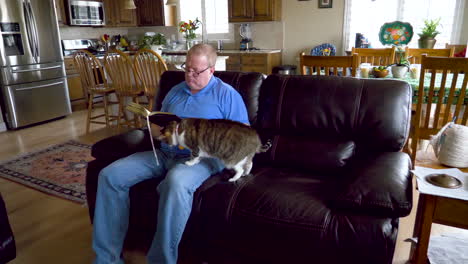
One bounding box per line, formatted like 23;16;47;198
300;52;358;77
133;49;168;111
351;46;396;66
73;50;121;133
445;43;467;57
405;47;455;64
407;55;468;165
103;49;145;129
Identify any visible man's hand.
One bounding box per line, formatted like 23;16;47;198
150;124;164;138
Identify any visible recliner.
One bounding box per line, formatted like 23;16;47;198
86;71;413;263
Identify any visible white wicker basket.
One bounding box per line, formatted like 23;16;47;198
430;122;468;168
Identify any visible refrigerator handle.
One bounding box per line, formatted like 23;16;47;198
15;81;64;91
11;65;62;73
22;0;37;62
27;0;40;62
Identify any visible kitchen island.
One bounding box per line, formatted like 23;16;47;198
163;49;282;75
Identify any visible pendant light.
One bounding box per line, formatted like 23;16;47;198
123;0;136;9
166;0;177;5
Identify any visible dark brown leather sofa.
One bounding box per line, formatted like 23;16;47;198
0;193;16;263
86;71;413;264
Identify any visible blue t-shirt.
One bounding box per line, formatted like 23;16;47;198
159;75;249;153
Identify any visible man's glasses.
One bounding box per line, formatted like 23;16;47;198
180;63;211;77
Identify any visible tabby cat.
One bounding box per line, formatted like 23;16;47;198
158;118;271;182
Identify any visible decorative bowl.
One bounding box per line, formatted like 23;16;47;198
373;69;389;78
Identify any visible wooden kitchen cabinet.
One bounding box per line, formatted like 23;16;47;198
103;0;137;27
135;0;165;26
224;52;282;75
228;0;281;22
226;54;241;71
64;58;87;111
55;0;67;25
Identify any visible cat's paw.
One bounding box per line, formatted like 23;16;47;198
228;174;243;182
185;158;200;166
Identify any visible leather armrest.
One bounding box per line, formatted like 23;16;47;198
331;152;412;218
91;128;153;162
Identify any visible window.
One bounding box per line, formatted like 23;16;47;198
204;0;229;34
179;0;230;39
342;0;465;53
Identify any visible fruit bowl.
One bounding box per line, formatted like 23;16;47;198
372;67;389;78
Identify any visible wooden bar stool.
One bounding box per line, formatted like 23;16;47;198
133;49;168;111
103;49;145;129
73;50;121;133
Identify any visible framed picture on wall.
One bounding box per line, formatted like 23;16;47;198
319;0;332;8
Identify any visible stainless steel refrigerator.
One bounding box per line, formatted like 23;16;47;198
0;0;71;129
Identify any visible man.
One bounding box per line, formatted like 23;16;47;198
92;44;249;264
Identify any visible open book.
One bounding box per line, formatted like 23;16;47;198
126;102;181;127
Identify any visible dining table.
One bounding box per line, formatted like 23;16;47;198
368;72;467;105
315;69;467;105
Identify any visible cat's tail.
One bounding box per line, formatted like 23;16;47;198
257;139;272;153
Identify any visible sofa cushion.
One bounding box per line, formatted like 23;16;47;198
256;75;412;153
269;136;355;173
197;167;398;264
331;152;413;217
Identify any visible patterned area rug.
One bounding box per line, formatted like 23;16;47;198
0;140;93;204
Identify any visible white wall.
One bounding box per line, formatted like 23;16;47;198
282;0;345;65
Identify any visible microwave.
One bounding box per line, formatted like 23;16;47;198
67;0;105;26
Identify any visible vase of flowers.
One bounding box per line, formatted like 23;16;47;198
179;18;201;50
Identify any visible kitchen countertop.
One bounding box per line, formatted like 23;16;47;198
63;49;282;59
163;49;282;55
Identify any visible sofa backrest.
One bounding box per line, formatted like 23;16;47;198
256;75;412;169
156;71;265;126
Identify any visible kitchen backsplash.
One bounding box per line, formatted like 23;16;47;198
59;26;129;40
59;22;284;50
126;26;178;42
59;26;178;42
234;22;284;50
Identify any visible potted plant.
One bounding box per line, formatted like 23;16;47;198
137;33;167;54
418;18;441;49
389;53;411;78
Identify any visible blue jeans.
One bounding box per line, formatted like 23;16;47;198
92;149;224;264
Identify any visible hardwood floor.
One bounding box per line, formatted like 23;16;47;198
0;110;464;264
0;110;137;264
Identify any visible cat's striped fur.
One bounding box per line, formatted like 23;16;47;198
159;118;270;182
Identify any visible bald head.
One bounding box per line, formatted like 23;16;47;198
187;44;217;67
